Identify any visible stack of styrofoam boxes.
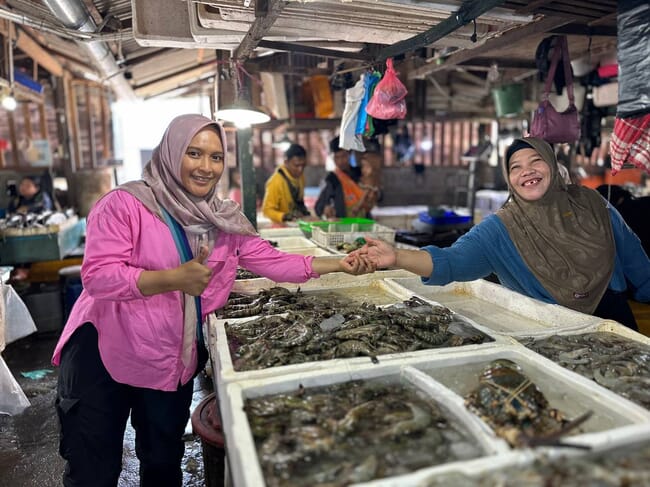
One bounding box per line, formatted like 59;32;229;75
207;271;509;486
207;274;650;486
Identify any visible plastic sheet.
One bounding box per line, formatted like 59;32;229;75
617;0;650;118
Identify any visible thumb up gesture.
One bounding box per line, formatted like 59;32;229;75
177;246;212;296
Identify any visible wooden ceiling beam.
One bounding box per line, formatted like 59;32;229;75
0;22;64;77
134;63;216;99
408;15;572;79
234;0;288;61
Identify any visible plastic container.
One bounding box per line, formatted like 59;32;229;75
299;217;375;237
191;393;226;487
311;222;395;248
418;211;472;226
59;265;83;321
492;83;524;117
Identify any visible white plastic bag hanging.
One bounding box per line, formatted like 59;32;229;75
0;355;31;415
1;282;37;352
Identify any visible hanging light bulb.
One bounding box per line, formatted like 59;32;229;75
2;92;17;111
215;99;270;128
272;134;292;151
215;62;270;128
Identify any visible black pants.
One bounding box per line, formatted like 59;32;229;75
593;289;638;331
56;323;195;487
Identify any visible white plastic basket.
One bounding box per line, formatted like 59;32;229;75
311;222;395;248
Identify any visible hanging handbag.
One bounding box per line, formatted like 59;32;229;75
530;36;581;144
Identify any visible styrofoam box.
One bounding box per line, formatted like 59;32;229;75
366;429;650;487
280;246;334;257
228;269;418;293
383;278;602;336
258;227;304;238
266;236;317;249
409;346;650;450
353;347;650;486
219;362;511;487
208;273;507;384
511;319;650;346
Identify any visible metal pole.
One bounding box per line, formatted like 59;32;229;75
237;127;257;229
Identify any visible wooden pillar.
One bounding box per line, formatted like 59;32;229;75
85;84;97;168
237;127;257;229
67;78;81;171
22;103;33;139
7;110;20;166
38;103;48;139
100;89;110;160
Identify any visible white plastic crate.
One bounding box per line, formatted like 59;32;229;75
312;222;396;248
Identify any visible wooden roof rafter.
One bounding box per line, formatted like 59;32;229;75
408;15;573;79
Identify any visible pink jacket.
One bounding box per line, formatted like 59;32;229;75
52;190;318;391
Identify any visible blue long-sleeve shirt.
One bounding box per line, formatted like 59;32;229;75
421;207;650;305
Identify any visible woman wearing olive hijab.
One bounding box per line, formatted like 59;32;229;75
355;137;650;330
51;114;374;487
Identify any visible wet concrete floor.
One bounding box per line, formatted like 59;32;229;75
0;332;213;486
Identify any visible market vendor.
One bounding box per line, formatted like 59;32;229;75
7;175;54;214
262;143;313;224
51;114;375;487
354;137;650;331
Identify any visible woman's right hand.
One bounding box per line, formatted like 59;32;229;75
355;236;397;268
176;246;212;296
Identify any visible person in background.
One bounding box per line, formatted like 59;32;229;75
51;114;375;487
262;143;312;224
7;175;54;214
315;136;363;219
354;137;650;331
596;184;650;257
351;139;383;218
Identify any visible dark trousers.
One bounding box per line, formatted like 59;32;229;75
594;288;638;331
56;323;194;487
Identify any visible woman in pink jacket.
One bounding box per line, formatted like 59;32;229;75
52;114;372;487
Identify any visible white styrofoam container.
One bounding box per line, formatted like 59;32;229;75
267;236;317;249
511;319;650;345
209;312;504;386
229;269;418;294
219;363;511;487
258;227;304;238
406;346;650;449
397;426;650;487
209;275;506;384
279;246;334;257
384;278;602;336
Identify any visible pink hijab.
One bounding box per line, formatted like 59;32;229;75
119;114;256;255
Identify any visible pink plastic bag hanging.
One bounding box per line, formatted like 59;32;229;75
365;58;408;120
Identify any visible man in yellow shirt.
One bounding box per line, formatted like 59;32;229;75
262;143;312;224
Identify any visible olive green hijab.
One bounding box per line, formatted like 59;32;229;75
497;137;614;314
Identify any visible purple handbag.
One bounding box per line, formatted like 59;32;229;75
530;36;581;144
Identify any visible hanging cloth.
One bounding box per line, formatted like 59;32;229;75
356;71;381;136
160;206;209;370
610;113;650;175
339;75;366;152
